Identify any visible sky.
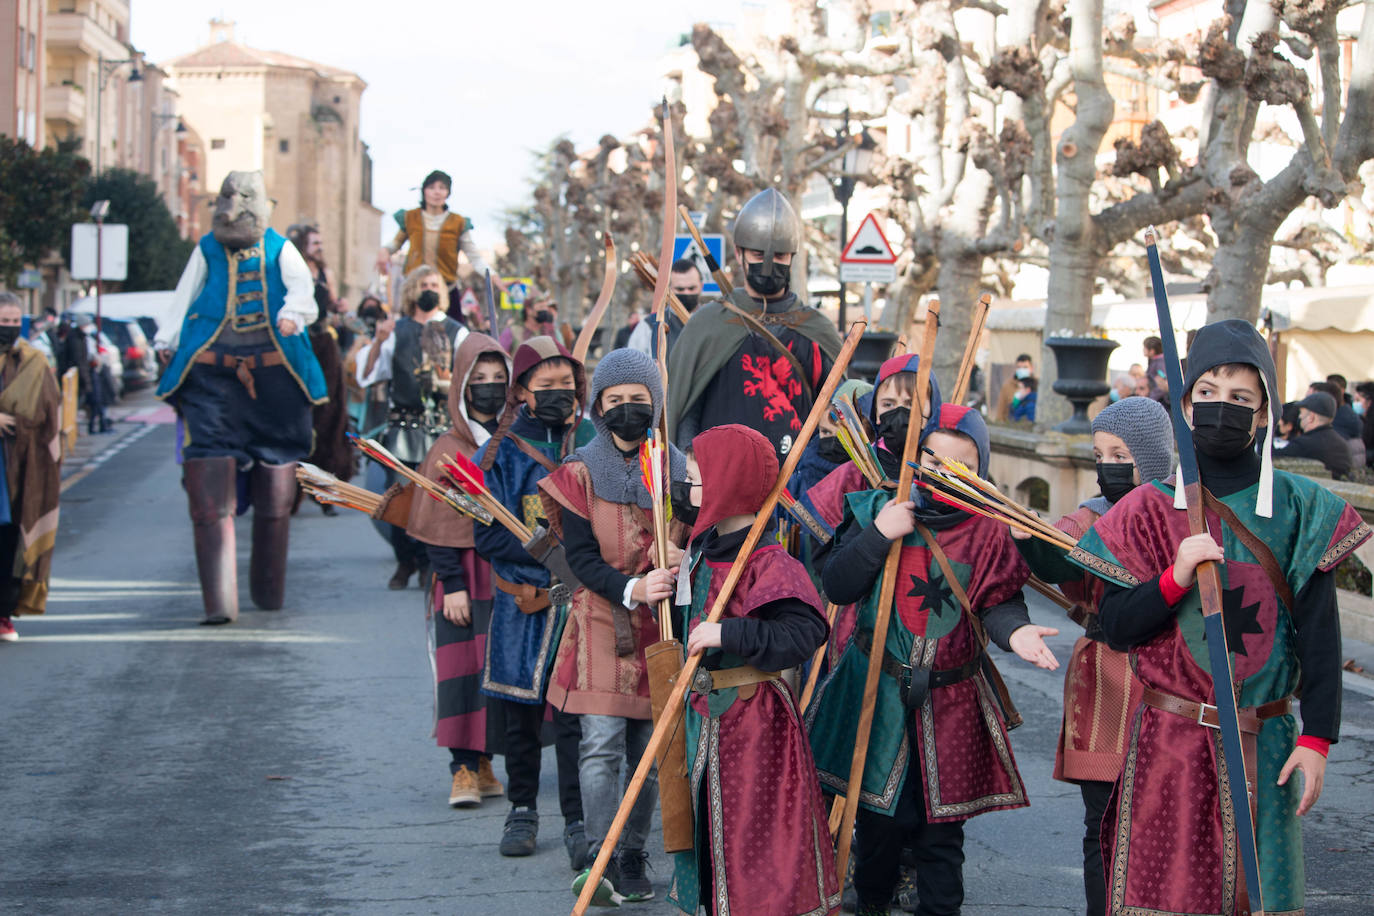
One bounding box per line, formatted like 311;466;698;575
131;0;749;250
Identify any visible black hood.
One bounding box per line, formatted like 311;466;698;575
1182;319;1279;427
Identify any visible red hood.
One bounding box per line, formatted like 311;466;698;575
690;423;779;540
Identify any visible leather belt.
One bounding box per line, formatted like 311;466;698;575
854;628;983;709
194;349;285;400
690;665;779;694
492;571;551;615
1140;686;1290;735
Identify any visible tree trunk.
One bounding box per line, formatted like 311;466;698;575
932;248;983;394
1040;0;1113;428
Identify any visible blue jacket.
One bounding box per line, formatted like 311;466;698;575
157;229;326;402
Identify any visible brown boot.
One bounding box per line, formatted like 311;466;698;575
250;462;297;610
184;457;239;625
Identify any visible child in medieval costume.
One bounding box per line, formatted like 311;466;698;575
808;405;1060;916
541;348;686;905
406;332;511;809
1010;396;1173;916
666;424;839;916
472;336;595;865
155;171;325;625
800;355;942;671
1068;319;1370;916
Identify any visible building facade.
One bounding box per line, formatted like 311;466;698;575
165;19;382;299
1;0;44;148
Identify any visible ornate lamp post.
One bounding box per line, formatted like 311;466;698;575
830;107;876;333
95;53;141;176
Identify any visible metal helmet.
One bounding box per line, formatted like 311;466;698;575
731;188;800;265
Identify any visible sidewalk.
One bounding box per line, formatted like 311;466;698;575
61;385;174;492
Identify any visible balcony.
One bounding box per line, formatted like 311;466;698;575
44;83;88;127
45;12;126;60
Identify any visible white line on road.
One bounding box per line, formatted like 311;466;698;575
16;630;354;644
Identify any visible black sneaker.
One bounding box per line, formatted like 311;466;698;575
499;806;538;857
564;820;589;871
616;849;654;902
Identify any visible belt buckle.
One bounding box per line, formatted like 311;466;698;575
1196;702;1219;729
692;668;714;695
548;583;571;605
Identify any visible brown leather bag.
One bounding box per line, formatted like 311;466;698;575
915;524;1023;729
371;482;415;528
646;638;694;853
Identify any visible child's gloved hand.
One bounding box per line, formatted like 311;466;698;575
875;500;916;540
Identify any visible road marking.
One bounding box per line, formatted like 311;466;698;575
17;630;352;644
47;590;201;602
1343;670;1374;698
60;423;158;493
51;578;198;589
14;612;144;622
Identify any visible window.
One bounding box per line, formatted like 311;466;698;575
210;139;226;150
27;33;36;71
18;28;25;67
279;139;289;153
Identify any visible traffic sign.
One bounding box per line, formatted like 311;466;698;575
500;277;534;311
672;233;726;295
840;261;896;283
840;213;897;264
70;223;129;281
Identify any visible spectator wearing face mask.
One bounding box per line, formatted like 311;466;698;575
627;258;703;360
1355;381;1374;467
1010;375;1038;422
994;353;1034;421
501;299;562;353
1309;380;1361;440
355;265;469;589
1276;391;1351;479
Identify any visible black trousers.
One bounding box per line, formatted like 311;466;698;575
174;343;312;465
497;698;583;823
854;734;966;915
1080;780;1114;916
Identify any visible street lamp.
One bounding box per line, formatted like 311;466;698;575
90;199;111;330
830;107;877;333
95;53;141;177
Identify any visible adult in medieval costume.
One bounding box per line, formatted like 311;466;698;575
627;258;703;360
0;293;62;643
155;171;325;625
376;169;505;313
668;188;843;460
1011;396;1172;916
1069;320;1370;916
355;265;468;589
407;332;511;807
665;424;839;916
288;224;353;515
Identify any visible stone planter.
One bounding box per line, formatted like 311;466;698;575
849;331;899;382
1046;336;1119;435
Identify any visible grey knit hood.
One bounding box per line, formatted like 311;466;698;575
569;347;685;507
1082;396;1175;514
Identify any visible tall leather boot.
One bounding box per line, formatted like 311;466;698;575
250;462;297;610
184;456;239;625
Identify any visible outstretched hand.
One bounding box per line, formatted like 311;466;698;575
1277;745;1327;815
1008;624;1060;670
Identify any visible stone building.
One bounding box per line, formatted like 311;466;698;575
1;0;44;149
165;19;382;299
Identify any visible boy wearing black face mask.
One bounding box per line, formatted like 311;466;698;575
472;335;595;864
1067;320;1372;916
668;189;843;459
1009;396;1173;916
356;265;468;589
538;348;687;903
810;405;1057;916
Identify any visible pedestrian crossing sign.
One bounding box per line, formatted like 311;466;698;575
500;277;534;311
671;234;726;295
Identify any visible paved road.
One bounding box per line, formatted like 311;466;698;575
2;423;1372;915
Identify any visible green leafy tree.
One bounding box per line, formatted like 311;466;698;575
81;168;194;291
0;135;91;286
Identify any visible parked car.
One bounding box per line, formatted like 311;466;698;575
68;290;175;345
96;316;157;391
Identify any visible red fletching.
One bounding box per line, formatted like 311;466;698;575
447;450;487;488
440;459;483;495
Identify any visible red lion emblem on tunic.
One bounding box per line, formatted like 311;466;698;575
741;352;803;431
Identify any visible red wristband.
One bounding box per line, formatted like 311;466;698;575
1295;736;1330;757
1159;567;1189;607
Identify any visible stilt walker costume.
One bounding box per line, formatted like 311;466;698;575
666;424;839;916
406;331;510;805
540;348;688;899
668;189;843;459
155;171;325;624
1068;320;1371;916
808;405;1031;916
1013;396;1172;916
472;335;595;861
